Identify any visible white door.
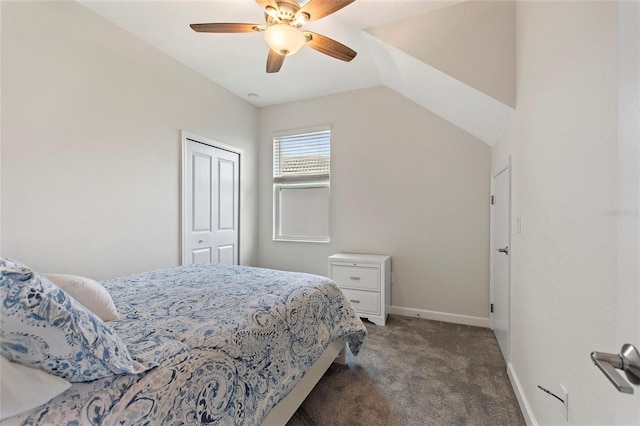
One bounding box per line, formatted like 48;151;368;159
212;148;240;264
490;159;510;362
182;136;240;265
614;1;640;422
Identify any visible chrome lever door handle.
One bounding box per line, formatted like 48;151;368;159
591;344;640;394
621;344;640;385
591;352;633;394
497;246;509;255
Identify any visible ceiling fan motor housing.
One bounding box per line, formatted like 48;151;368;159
276;4;298;22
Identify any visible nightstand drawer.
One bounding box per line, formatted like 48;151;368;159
341;289;380;315
332;265;380;291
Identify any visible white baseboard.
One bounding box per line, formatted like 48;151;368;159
507;362;538;426
389;305;490;328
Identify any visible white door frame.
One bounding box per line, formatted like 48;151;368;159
490;156;511;362
181;131;244;265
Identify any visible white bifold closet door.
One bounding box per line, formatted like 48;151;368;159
183;139;239;265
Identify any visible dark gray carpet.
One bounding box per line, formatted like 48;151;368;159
288;315;525;426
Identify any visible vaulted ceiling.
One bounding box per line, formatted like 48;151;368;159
80;0;515;144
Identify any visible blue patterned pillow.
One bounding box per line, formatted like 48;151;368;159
0;258;152;382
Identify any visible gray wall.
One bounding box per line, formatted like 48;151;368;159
258;87;492;323
366;0;516;107
1;1;259;279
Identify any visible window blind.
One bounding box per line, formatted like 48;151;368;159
273;130;330;183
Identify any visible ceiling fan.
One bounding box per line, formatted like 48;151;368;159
190;0;357;73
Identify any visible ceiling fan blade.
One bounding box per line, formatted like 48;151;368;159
304;32;357;62
267;49;285;73
298;0;355;23
190;23;263;33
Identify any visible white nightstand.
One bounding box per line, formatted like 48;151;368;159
328;253;391;326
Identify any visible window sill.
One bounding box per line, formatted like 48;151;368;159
273;237;331;244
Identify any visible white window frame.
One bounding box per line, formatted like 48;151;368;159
273;182;330;243
272;125;331;243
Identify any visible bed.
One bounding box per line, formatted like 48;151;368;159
0;261;367;425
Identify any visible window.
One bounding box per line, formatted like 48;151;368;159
273;126;330;242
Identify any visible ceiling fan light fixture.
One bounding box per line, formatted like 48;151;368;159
263;23;306;56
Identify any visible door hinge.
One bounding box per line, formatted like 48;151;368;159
491;195;494;205
490;303;494;313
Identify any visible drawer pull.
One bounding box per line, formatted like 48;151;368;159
350;276;361;280
349;299;361;304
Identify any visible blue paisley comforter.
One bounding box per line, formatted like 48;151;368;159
3;263;366;425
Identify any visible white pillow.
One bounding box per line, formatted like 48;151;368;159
0;355;71;420
2;260;150;382
44;273;119;321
